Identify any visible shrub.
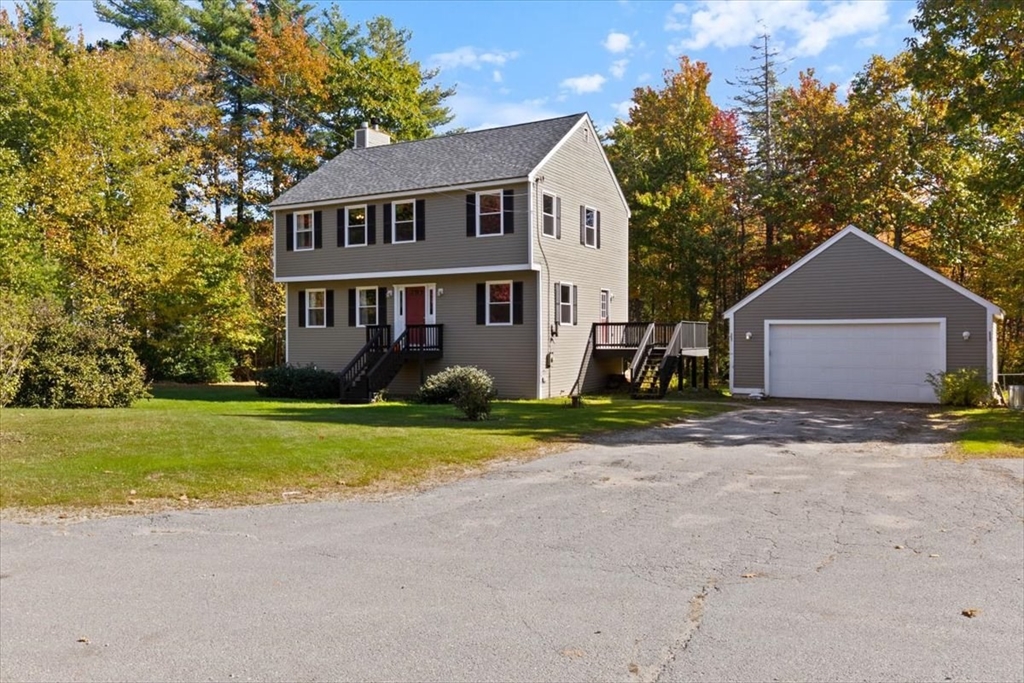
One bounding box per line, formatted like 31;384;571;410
419;365;496;420
256;364;339;399
14;309;149;409
926;368;991;407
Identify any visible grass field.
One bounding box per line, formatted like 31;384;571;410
951;407;1024;459
0;385;735;510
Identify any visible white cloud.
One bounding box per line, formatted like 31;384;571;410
612;99;634;118
603;31;632;53
664;0;889;57
560;73;607;94
430;46;520;71
492;70;503;83
610;59;629;79
446;93;562;131
636;72;652;84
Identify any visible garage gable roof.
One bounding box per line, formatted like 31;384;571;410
723;225;1004;320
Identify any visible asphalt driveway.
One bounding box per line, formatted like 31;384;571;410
2;403;1022;682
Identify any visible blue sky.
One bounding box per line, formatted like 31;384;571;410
35;0;918;131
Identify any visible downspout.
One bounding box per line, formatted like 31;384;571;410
529;179;543;399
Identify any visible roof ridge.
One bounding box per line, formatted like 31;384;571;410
342;113;587;153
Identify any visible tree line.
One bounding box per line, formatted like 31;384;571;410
606;1;1022;379
1;0;1020;407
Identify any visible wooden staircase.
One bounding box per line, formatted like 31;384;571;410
339;325;443;403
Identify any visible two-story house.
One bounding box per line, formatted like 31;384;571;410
271;113;633;400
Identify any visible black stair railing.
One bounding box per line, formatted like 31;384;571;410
338;325;391;400
627;323;656;385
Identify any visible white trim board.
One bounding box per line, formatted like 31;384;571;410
269;177;530;211
723;225;1004;321
529;114;631;218
762;318;947;399
276;263;539;283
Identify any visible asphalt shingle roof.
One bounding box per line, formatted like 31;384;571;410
269;113;586;208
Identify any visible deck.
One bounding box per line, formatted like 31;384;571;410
591;322;709;358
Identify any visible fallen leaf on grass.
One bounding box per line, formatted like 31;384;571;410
961;608;980;618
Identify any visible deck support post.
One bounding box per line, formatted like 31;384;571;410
703;357;709;389
690;356;698;388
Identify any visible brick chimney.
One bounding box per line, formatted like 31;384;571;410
354;122;391;149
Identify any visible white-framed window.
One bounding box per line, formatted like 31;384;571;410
356;287;377;327
393;201;415;243
558;282;575;326
487;281;512;325
542;192;557;237
294;210;314;251
306;288;326;327
477;191;503;236
345;205;367;247
583;206;598;248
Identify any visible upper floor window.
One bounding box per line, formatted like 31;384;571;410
356;287;378;327
295;211;314;251
345;205;367;247
542;193;558;238
393;201;415;243
582;206;598;248
477;191;503;236
306;289;326;327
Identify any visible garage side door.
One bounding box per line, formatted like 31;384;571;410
768;322;944;403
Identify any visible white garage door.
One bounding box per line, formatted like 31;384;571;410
768;321;944;403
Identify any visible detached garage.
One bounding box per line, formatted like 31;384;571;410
724;226;1004;404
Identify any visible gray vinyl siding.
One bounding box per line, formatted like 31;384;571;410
531;120;630;397
275;184;530;279
731;233;991;390
286;272;538;398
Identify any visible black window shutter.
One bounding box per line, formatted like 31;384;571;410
476;283;486;324
326;289;335;327
313;210;323;248
383;203;392;244
596;210;601;249
466;194;476;237
572;285;578;325
503;189;514;234
579;205;586;245
347;288;356;327
286;213;294;251
415;199;426;241
298;290;306;327
367;205;376;245
336;209;344;247
555;197;561;239
512;281;523;325
377;287;387;324
554;282;560;325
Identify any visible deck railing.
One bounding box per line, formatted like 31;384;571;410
593;321;708;350
403;324;443;353
593;322;653;348
678;322;708;350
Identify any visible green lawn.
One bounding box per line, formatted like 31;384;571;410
951;407;1024;459
0;385;735;510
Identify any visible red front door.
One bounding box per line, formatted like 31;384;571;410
406;286;425;346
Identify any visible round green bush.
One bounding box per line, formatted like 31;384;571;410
418;365;496;420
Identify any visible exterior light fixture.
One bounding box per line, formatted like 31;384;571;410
438;288;444;296
962;330;971;341
745;332;753;340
